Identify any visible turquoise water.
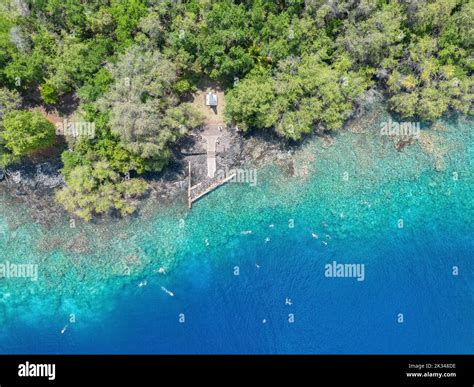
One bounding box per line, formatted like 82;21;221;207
0;106;472;353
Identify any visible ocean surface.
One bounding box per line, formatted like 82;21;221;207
0;106;472;354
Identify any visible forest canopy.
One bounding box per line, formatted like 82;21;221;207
0;0;472;219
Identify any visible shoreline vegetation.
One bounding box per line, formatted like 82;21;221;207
0;0;472;221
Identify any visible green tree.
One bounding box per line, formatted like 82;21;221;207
384;1;473;120
56;161;148;221
226;53;371;140
0;87;21;119
225;69;278;131
1;110;55;156
0;88;21;167
40;37;112;104
99;45;203;171
198;0;255;81
337;2;405;67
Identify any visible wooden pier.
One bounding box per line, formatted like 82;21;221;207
188;161;235;208
206;135;217;178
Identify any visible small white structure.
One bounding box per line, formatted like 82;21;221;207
205;92;218;107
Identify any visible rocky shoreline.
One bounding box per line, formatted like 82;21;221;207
0;157;66;225
0;127;286;225
0;88;384;225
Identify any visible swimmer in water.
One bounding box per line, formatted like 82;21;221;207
265;237;270;243
61;324;69;334
205;239;209;246
161;286;174;297
311;232;319;239
138;280;147;287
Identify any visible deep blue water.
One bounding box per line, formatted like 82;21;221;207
72;227;474;353
4;222;472;354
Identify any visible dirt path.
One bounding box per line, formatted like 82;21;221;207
191;78;226;127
